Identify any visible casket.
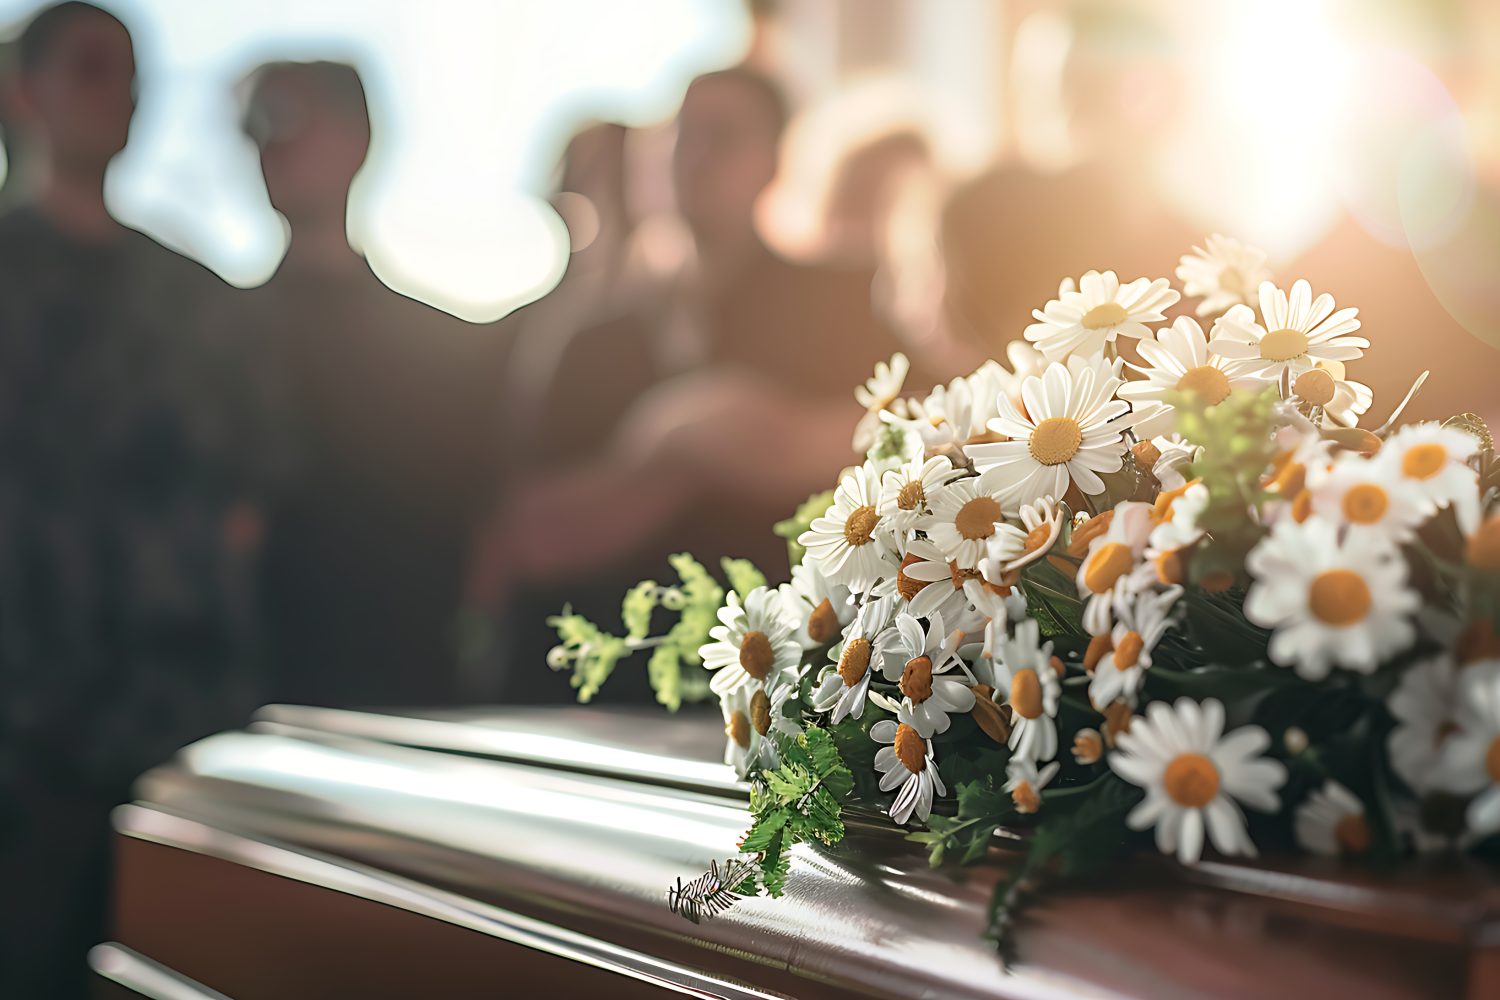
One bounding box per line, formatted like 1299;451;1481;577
97;705;1500;998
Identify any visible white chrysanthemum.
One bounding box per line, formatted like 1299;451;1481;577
800;463;899;593
1151;434;1199;490
720;678;795;777
1295;780;1371;857
852;353;912;452
925;477;1026;572
878;611;975;737
701;587;802;697
1148;480;1208;555
893;537;978;623
1023;269;1180;362
1376;422;1481;516
1310;452;1427;541
1431;660;1500;837
963;578;1028;679
872;719;947;825
1075;501;1155;636
979;496;1064;584
877;453;957;540
1110;697;1286;864
1089;586;1181;710
1208;279;1366;381
810;595;896;724
1119;317;1270;436
902;373;988;455
1005;758;1060;814
968;355;1137;507
778;560;855;650
1175;234;1273;317
1290;361;1372;429
1244;517;1418;680
994;617;1059;762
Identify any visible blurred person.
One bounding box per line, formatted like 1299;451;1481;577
0;4;265;996
469;66;914;701
238;60;502;709
941;1;1199;354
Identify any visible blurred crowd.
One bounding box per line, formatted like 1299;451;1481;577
0;1;1497;994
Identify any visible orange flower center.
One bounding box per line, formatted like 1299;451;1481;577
1334;813;1371;855
896;552;928;601
955;495;1003;541
1084;633;1113;672
1131;438;1162;468
893;723;926;774
1010;669;1044;719
897;480;925;511
1401;442;1447;480
1083;541;1134;594
1023;521;1054;554
1155;547;1188;585
739;630;775;681
1012;781;1041;814
1308;569;1372;626
1113;630;1145;671
807;598;840;644
843;504;880;546
1293;368;1336;406
838;637;872;687
900;655;935;703
948;561;979;591
1082;302;1129;330
1029;416;1084;466
1163;752;1220;808
1341;483;1388;525
1175;365;1231;405
1073;729;1103;764
727;710;751;749
750;689;772;736
1067;509;1114;558
1259;328;1309;362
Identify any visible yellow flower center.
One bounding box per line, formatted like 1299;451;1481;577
894;723;926;774
727;710;751;749
955;495;1003;541
1487;735;1500;784
750;689;772;736
1081;302;1129;330
1155;547;1188;585
896;552;927;601
1067;509;1113;558
1341;483;1388;525
1290;488;1313;523
1334;813;1371;855
1029;416;1084;466
1259;328;1309;362
838;637;872;687
1308;569;1372;626
807;598;840;644
1175;365;1231;405
1401;442;1448;480
1083;541;1134;594
1084;633;1113;673
1012;780;1041;814
739;630;775;681
1010;669;1044;720
1163;752;1220;808
843;504;880;546
900;655;935;703
1073;729;1103;765
897;480;925;510
948;561;979;591
1023;521;1053;554
1293;368;1336;406
1468;517;1500;571
1113;630;1144;671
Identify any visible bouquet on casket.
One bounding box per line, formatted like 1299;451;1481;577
548;235;1500;941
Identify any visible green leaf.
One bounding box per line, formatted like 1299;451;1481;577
720;558;767;601
621;581;659;642
774;489;835;566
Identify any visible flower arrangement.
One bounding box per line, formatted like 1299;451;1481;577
548;235;1500;943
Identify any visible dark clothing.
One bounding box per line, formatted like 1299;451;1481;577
0;208;264;998
244;263;502;709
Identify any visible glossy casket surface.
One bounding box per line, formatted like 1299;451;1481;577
103;705;1500;998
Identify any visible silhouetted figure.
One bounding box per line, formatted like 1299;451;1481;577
0;5;263;996
240;61;500;709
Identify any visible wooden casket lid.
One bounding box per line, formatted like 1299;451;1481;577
110;706;1500;999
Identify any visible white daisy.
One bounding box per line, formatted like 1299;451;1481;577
1005;759;1061;814
1023;269;1180;363
925;477;1026;572
879;611;975;737
1208;279;1366;381
701;587;802;697
1088;586;1181;710
962;577;1028;678
1244;517;1418;680
778;560;855;650
1118;317;1269;436
1290;361;1372;429
800;463;899;593
994;617;1060;762
890;537;980;623
1310;452;1427;541
1147;479;1209;554
1075;501;1155;636
720;677;794;778
1110;697;1286;864
1431;660;1500;837
853;353;912;452
871;719;947;825
1376;422;1481;516
1150;434;1199;490
877;453;957;540
810;595;896;724
979;496;1064;585
902;373;987;456
968;355;1137;507
1175;234;1274;317
1295;780;1372;857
